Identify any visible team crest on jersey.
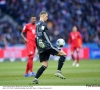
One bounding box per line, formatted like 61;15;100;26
41;26;45;30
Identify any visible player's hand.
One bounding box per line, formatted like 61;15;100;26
39;40;45;48
24;38;28;43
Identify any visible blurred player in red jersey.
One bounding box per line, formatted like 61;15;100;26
21;17;36;77
68;26;82;67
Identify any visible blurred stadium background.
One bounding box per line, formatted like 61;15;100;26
0;0;100;86
0;0;100;61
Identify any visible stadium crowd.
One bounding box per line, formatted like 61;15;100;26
0;0;100;48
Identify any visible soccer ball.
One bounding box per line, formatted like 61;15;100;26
56;38;65;47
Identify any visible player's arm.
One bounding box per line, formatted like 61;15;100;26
38;25;51;48
42;26;52;46
21;25;28;43
78;32;82;47
36;25;45;48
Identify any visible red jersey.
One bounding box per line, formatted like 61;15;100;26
68;31;82;47
23;23;36;46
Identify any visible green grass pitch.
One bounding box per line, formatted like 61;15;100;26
0;60;100;86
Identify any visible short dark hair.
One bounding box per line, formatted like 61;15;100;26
40;11;47;16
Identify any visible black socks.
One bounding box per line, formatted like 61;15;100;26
57;56;66;71
35;65;47;79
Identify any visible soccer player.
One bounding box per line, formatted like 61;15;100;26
32;11;66;84
21;16;36;77
68;26;82;67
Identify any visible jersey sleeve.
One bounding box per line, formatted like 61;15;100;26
78;32;82;39
36;24;45;41
22;25;27;33
41;25;45;31
40;24;52;45
78;32;82;47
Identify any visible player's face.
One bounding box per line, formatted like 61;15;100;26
44;13;48;22
72;26;77;32
31;17;36;24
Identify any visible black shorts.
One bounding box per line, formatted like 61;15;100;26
39;47;60;62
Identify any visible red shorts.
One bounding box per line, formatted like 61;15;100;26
71;46;80;53
26;43;36;56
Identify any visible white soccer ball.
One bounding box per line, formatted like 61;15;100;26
56;38;65;47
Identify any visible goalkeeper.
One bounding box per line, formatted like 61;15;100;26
33;11;66;84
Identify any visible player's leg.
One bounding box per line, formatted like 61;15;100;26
33;52;50;84
56;50;66;70
28;54;35;76
71;52;75;61
54;50;66;79
25;60;30;77
49;48;66;79
33;61;48;84
29;46;36;76
25;44;35;77
71;47;77;66
25;55;34;77
24;44;30;77
76;47;80;67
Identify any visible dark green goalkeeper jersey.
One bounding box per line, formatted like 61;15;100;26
36;21;56;53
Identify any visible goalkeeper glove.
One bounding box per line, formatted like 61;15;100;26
39;39;45;48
